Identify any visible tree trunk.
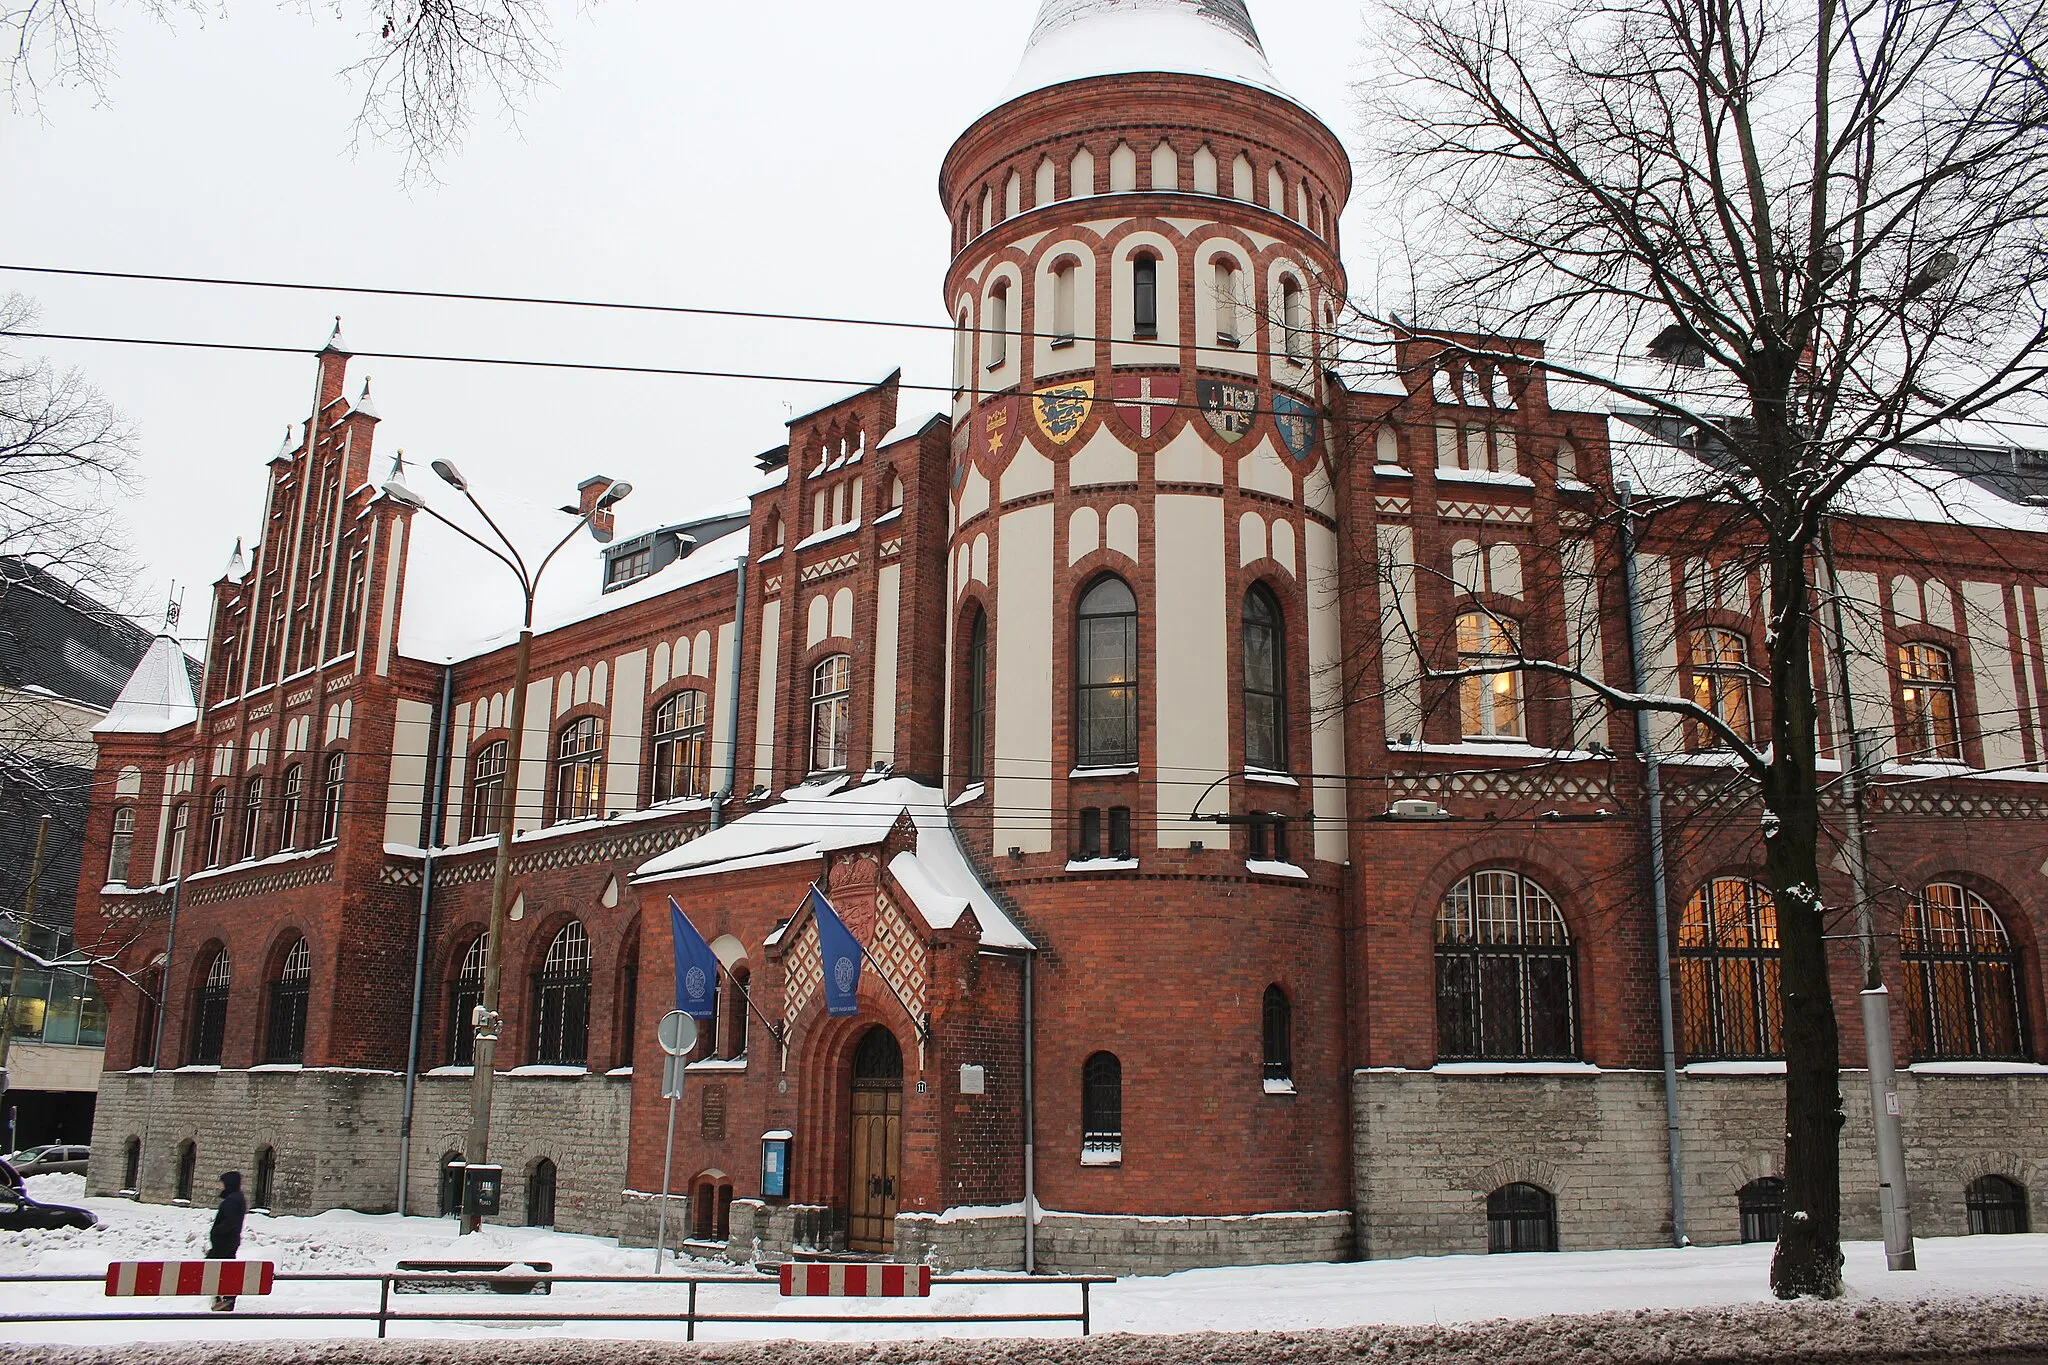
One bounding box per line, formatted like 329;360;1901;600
1761;537;1846;1298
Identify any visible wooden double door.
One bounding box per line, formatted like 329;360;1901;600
846;1027;903;1252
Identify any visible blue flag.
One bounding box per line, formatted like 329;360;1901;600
809;885;863;1018
669;897;720;1020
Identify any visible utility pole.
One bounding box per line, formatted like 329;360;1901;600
0;816;53;1144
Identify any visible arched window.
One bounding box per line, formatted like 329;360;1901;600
1901;884;2027;1061
174;1141;197;1203
164;801;189;882
252;1146;276;1212
437;1152;465;1217
1244;585;1288;771
1211;258;1244;346
554;717;604;823
468;741;508;840
1687;628;1754;749
1966;1175;2030;1234
615;942;639;1069
264;937;312;1064
1677;878;1783;1060
810;655;853;773
1435;871;1577;1060
450;932;488;1066
965;609;990;784
205;787;230;868
954;308;971;391
240;777;265;862
986;281;1010;369
692;1174;736;1239
652;692;709;803
1457;612;1524;739
277;765;303;852
107;807;135;885
1899;643;1962;760
320;751;345;843
1262;985;1292;1086
1076;576;1139;768
527;1158;557;1228
1132;253;1159;339
1488;1183;1557;1253
1081;1051;1123;1163
121;1136;141;1193
1051;260;1079;343
1281;276;1308;360
191;950;231;1065
1739;1176;1785;1243
533;922;592;1066
723;965;751;1060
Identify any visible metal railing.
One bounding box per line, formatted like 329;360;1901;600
0;1268;1113;1341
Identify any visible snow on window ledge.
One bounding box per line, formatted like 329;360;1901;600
1373;464;1412;477
1080;1143;1123;1168
1434;466;1534;488
1245;859;1308;879
951;783;986;807
507;1064;590;1079
606;1066;635;1078
686;1058;750;1074
1684;1060;1786;1076
1909;1060;2048;1076
427;1065;474;1078
1070;764;1139;779
1245;769;1299;787
1429;1061;1601;1076
1067;858;1140;874
1264;1078;1297;1095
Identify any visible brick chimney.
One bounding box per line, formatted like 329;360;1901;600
578;475;617;542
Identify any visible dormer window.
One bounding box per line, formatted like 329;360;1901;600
607;545;652;588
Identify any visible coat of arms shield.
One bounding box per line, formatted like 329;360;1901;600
1198;379;1258;443
1272;391;1320;462
1112;374;1182;440
1032;381;1095;446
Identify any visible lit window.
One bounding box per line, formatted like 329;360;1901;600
1457;612;1524;739
554;717;605;823
1901;884;2026;1061
1687;628;1753;749
652;691;709;803
1899;643;1962;761
810;655;853;773
1436;870;1576;1060
1677;878;1783;1060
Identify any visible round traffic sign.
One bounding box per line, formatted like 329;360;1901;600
657;1010;698;1057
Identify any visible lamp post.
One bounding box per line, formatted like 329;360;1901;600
381;461;631;1233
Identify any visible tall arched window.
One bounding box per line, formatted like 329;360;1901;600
965;610;989;783
1212;258;1244;345
264;937;312;1064
449;932;488;1066
1076;576;1139;768
1262;985;1292;1086
165;802;189;881
1281;275;1308;361
1081;1051;1123;1163
1051;260;1079;343
533;921;592;1066
205;787;230;867
1687;628;1754;750
240;777;265;862
555;717;604;823
652;692;709;803
320;752;345;843
527;1158;558;1228
615;942;639;1069
810;655;853;773
107;807;135;885
1898;643;1962;760
1488;1183;1558;1253
986;281;1010;368
1457;613;1524;739
191;950;231;1065
1132;254;1159;339
1902;884;2027;1061
1966;1175;2029;1234
277;764;303;852
1677;878;1783;1060
1244;585;1288;771
1435;871;1577;1060
468;741;508;840
953;308;971;390
724;966;751;1060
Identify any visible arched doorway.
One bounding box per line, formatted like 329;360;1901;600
846;1026;903;1253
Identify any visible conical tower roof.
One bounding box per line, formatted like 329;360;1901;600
999;0;1287;106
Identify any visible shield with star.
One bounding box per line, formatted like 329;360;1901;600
1031;381;1096;446
1272;391;1320;463
1113;374;1182;441
1198;378;1258;443
981;394;1020;468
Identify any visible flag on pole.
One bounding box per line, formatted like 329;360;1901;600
808;885;863;1017
669;897;720;1020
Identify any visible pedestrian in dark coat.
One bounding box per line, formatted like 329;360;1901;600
209;1171;247;1312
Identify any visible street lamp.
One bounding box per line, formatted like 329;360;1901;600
380;458;631;1233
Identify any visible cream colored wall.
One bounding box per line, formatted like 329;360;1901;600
1377;523;1422;744
1835;569;1895;766
1560;537;1607;751
995;505;1056;854
1109;231;1181;368
711;621;739;788
375;519;405;678
606;649;648;815
1634;553;1684;755
384;697;435;847
753;599;781;791
1155;495;1230;847
443;702;471;846
511;676;554;828
1306;521;1348;863
1191;239;1258;378
1034;242;1097;379
872;563;902;766
1962;581;2025;768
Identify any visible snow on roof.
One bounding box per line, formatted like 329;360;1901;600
393;482;750;664
91;635;199;736
997;0;1293;109
880;412;946;448
633;777;1034;951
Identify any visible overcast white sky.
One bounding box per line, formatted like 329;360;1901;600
6;1;1377;639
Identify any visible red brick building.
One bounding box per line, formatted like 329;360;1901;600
76;0;2046;1270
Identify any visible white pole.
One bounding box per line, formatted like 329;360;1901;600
655;1084;679;1273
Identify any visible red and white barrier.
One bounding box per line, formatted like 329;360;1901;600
778;1262;932;1298
104;1261;275;1298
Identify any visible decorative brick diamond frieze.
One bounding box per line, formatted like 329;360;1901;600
377;863;425;889
188;860;335;907
800;550;862;584
1868;785;2048;822
1374;495;1412;517
1435;499;1533;525
429;823;706;889
1391;768;1616;805
880;536;904;560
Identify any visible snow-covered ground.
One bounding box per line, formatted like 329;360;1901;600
4;1174;2046;1348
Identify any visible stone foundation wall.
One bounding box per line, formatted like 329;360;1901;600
895;1209;1351;1275
1354;1067;2048;1259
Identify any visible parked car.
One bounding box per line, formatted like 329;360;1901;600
0;1184;96;1232
5;1145;90;1177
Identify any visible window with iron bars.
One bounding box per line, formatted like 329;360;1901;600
1676;878;1783;1060
264;937;311;1064
1435;871;1577;1061
1901;884;2028;1061
533;922;591;1066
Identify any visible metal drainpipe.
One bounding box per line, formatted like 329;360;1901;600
1618;481;1689;1247
1023;950;1037;1275
396;663;454;1214
713;559;749;830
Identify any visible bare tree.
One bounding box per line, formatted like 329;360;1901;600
3;0;559;176
1353;0;2048;1297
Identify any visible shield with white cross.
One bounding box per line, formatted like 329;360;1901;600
1113;373;1182;441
